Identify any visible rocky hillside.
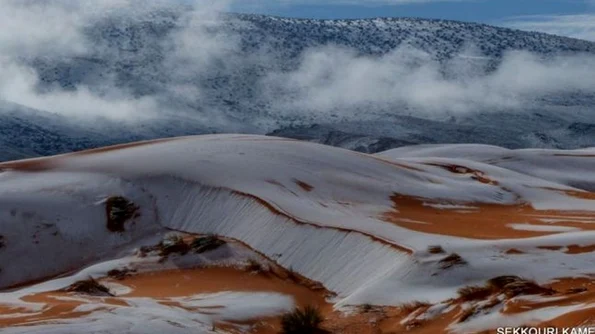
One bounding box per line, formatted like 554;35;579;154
1;8;595;160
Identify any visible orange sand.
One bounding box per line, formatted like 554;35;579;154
0;292;126;327
383;193;595;240
115;267;330;308
566;244;595;254
3;268;595;333
0;266;332;332
114;267;333;334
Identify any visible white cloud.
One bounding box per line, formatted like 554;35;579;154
0;1;87;57
0;58;160;121
1;0;595;129
502;14;595;41
0;0;230;122
262;45;595;121
162;2;239;81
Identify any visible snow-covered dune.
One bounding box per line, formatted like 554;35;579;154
379;144;595;191
1;135;595;333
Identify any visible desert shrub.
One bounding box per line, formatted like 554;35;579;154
105;196;139;232
160;234;191;256
502;280;554;298
190;235;226;254
137;245;154;257
486;276;522;289
286;266;301;282
457;285;493;301
246;258;263;273
487;276;555;298
399;301;430;314
107;268;135;280
361;303;373;312
62;277;113;296
458;306;477;323
428;245;445;254
567;287;588;294
404;319;423;330
481;298;501;311
439;253;467;269
280;305;324;334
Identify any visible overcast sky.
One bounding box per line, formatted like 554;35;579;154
228;0;595;41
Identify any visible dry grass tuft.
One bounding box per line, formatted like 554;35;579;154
439;253;467;269
360;303;374;313
159;234;191;257
62;277;113;296
107;268;135;280
457;285;494;301
487;275;521;289
428;245;445;254
190;235;226;254
280;305;325;334
246;258;264;273
458;306;477;323
105;196;139;232
480;298;501;311
487;276;555;298
398;301;431;315
286;266;302;283
455;276;556;302
502;281;554;298
567;287;588;294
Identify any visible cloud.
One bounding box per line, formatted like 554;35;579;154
0;0;232;122
262;45;595;121
1;0;595;132
162;2;239;83
0;59;159;121
502;14;595;41
0;1;86;57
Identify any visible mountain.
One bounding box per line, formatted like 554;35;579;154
1;135;595;333
1;9;595;161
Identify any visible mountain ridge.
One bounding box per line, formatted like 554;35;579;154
1;11;594;161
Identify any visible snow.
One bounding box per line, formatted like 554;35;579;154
1;135;594;332
450;303;588;333
2;297;218;334
0;234;297;334
0;171;164;289
508;224;582;232
423;203;478;210
379;144;595;192
170;292;294;322
2;11;595;162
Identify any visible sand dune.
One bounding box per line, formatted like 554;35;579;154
1;135;594;333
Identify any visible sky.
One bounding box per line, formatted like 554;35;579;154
229;0;595;41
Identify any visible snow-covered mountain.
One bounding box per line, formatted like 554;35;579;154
1;9;595;161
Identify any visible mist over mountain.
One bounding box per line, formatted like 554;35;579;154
1;2;594;160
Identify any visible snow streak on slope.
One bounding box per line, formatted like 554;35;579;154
379;144;595;191
1;135;595;332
